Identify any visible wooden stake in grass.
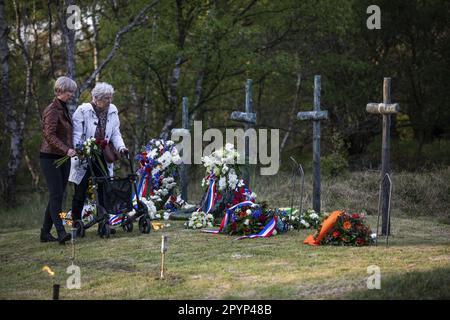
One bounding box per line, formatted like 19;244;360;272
160;235;168;279
70;227;76;263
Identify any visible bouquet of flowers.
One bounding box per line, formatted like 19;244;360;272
201;143;245;191
198;143;256;215
223;202;289;236
286;209;328;230
53;137;108;175
316;211;376;246
185;211;214;229
135;139;182;215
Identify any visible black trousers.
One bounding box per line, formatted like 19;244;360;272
40;157;70;234
71;156;107;221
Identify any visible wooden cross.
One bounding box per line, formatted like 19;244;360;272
366;77;400;236
230;79;257;186
179;97;189;201
171;97;190;201
297;75;328;214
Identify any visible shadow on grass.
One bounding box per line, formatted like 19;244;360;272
345;267;450;299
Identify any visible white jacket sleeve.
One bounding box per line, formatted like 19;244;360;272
72;106;84;149
110;113;126;151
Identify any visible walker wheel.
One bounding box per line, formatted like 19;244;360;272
122;216;134;233
139;215;151;234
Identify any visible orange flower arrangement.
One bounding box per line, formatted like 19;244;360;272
308;211;375;246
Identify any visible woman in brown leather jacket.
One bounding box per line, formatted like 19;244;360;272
39;76;77;244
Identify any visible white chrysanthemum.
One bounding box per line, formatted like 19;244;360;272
149;148;158;159
222;164;229;174
159;151;172;169
300;219;310;228
228;170;238;189
202;156;214;168
310;213;319;220
218;176;227;191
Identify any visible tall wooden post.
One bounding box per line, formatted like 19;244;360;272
381;79;391;235
230;79;257;187
180;97;189;201
366;78;400;235
297;75;328;213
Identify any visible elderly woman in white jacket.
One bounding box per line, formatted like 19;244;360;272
69;82;128;224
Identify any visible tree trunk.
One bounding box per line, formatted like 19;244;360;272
3;1;33;207
0;0;14;204
92;1;100;82
24;149;39;189
57;0;77;112
47;0;56;79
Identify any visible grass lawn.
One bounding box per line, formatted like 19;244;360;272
0;215;449;300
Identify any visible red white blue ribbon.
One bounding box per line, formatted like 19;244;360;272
235;215;277;240
197;176;216;213
109;214;123;226
205;179;216;213
201;201;258;234
133;171;147;202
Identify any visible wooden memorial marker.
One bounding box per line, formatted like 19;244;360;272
230;79;257;186
297;75;328;214
171;97;190;201
366;77;400;235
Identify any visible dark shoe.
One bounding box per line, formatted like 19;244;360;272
57;231;71;245
40;229;57;243
110;229;116;235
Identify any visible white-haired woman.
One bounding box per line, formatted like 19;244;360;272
69;82;128;226
40;76;77;244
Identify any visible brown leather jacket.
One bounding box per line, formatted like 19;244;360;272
40;98;73;156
